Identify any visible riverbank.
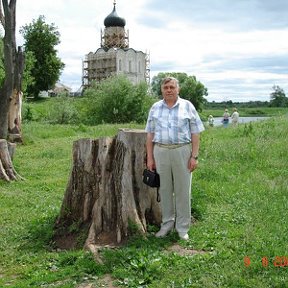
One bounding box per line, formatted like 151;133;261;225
202;107;287;118
210;116;270;127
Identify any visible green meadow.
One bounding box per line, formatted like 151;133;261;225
1;103;288;287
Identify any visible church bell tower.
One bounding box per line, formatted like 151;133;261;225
101;0;129;49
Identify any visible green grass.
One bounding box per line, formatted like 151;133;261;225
1;112;288;287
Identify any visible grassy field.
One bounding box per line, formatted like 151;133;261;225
1;108;288;287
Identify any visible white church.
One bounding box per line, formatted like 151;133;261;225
82;1;150;88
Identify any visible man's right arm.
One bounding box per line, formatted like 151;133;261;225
146;132;155;171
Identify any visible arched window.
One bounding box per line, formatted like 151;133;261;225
119;59;122;71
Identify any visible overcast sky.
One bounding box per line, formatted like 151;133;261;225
15;0;288;102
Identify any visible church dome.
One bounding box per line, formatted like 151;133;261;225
104;4;126;27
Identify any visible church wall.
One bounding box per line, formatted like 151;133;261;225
116;49;146;84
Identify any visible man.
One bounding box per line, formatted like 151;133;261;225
231;107;239;125
145;77;205;240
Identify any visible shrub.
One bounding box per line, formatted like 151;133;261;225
82;75;156;125
46;97;79;124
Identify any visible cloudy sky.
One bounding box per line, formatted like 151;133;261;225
15;0;288;102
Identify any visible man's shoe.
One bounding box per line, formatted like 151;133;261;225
155;228;173;238
178;233;189;241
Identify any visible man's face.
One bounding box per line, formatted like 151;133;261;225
161;80;179;102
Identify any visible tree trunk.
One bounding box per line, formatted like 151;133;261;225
8;89;23;142
8;45;25;142
54;129;161;251
0;1;24;181
0;139;21;181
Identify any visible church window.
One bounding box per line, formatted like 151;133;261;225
119;59;122;71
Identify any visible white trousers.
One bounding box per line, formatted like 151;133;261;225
153;144;192;234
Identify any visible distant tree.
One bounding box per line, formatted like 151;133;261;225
270;85;288;107
151;72;208;111
180;75;208;112
20;15;64;98
21;50;35;96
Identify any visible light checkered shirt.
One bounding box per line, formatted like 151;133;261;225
145;97;205;144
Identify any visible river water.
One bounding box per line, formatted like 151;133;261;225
209;117;270;127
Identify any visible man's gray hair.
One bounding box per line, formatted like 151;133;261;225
161;76;179;87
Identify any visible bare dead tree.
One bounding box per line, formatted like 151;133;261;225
0;0;24;181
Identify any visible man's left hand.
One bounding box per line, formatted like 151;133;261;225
188;157;198;172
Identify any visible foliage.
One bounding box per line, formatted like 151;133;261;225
151;72;208;111
1;114;288;287
20;15;65;98
22;97;82;125
269;85;288;107
180;75;208;112
21;50;36;97
39;95;79;124
204;100;270;110
82;74;156;125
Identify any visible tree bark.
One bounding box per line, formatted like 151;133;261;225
0;1;24;181
8;45;24;142
0;139;21;181
54;129;161;251
8;89;23;142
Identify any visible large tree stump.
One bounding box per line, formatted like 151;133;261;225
54;129;161;251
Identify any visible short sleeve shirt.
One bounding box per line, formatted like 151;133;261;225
145;97;205;144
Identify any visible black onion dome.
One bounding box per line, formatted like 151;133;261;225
104;5;126;27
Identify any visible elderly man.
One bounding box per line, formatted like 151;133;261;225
145;77;205;240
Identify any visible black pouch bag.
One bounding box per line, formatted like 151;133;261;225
142;169;160;202
143;169;160;187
